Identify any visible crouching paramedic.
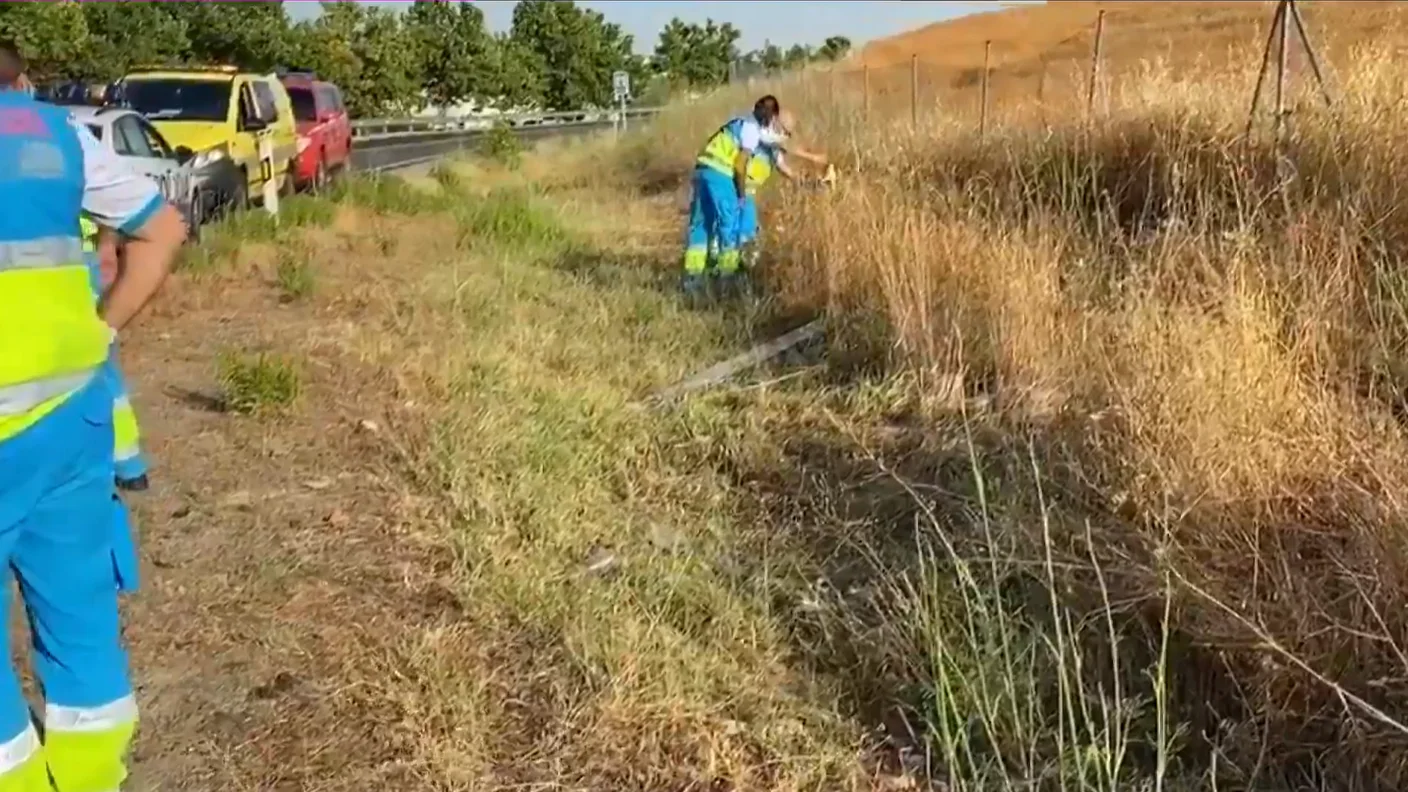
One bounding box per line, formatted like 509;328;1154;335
737;110;829;266
80;217;151;491
0;40;186;792
681;95;780;294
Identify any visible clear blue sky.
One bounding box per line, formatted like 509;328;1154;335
285;1;1013;53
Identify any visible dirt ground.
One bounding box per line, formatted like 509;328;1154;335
111;205;467;790
76;167;882;791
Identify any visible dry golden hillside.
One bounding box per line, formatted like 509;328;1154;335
847;1;1408;117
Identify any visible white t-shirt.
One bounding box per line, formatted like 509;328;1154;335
735;116;763;154
68;117;164;235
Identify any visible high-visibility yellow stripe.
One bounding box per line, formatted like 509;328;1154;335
0;258;111;441
42;696;138;792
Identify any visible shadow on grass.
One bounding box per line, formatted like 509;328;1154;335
686;394;1406;790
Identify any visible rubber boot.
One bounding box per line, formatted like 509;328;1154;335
714;271;740;300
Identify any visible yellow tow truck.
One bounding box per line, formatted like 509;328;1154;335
112;65;299;211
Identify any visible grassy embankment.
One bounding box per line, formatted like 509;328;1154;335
515;19;1408;792
169;162;872;790
172;19;1408;780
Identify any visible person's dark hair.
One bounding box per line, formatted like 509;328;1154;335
753;95;779;126
0;39;24;86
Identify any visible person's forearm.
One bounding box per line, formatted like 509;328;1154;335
100;238;171;331
99;205;186;330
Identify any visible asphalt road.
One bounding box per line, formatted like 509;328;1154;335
350;120;628;173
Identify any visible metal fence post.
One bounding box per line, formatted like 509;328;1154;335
979;40;991;138
910;54;919;126
1086;10;1105;121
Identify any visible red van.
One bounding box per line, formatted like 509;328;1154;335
280;73;353;191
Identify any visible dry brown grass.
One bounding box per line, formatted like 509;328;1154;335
540;5;1408;788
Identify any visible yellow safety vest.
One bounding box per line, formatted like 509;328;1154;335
697;116;753;177
745;151;777;196
0;243;109;441
0;213;110;442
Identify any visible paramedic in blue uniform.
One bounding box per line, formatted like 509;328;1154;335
680;95;781;295
0;41;187;792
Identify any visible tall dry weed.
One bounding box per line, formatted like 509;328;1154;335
583;40;1408;786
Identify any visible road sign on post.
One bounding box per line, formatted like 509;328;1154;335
612;70;631;137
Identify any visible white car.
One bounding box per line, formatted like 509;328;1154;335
67;105;207;236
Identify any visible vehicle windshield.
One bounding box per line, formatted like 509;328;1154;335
120;79;230;122
288;87;317;122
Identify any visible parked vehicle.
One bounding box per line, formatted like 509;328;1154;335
33;80;106;107
279;72;353;191
64;105;224;241
111;65;299;211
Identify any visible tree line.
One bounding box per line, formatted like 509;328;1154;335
0;1;852;118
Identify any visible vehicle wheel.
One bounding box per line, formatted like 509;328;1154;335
280;162;296;198
229;172;249;213
184;192;203;244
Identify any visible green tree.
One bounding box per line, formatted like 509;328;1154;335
817;35;852;62
783;44;813;70
510;0;636;110
75;3;190;81
287;2;422;118
0;1;89;80
759;43;783;73
347;6;423;117
485;34;547;109
286;4;362;92
163;1;292;71
406;0;498;109
652;18;740;89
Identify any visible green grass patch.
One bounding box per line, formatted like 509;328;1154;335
479;121;523;170
431;162;466;193
276;247;316;302
454;187;568;250
326;174;452;215
276;194;338;229
217;351;301;414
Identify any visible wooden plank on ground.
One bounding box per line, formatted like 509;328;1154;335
649;318;825;404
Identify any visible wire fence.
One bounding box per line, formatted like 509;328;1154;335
734;2;1357;142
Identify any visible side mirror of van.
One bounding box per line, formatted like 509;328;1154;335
174;145;195;165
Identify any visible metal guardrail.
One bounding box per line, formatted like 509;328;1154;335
351;107;663;141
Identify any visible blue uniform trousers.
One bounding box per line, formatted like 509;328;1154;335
0;376;139;790
682;166;743;276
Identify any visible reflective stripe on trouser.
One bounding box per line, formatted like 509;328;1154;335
683;167;742;276
108;370;146;482
0;377;137;792
82;252;146;482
